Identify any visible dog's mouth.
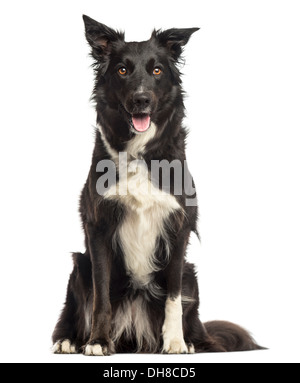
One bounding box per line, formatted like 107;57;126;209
119;104;152;133
130;113;151;133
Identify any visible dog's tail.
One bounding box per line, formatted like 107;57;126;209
202;320;265;352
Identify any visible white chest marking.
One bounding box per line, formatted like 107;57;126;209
118;188;179;286
99;124;181;286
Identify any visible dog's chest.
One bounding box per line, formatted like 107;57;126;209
105;159;180;286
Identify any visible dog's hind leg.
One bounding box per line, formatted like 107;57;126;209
181;262;226;353
52;252;92;354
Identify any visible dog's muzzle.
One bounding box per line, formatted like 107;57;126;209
125;91;156;133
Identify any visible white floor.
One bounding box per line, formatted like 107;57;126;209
1;343;298;363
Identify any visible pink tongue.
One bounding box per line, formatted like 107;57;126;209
132;115;151;132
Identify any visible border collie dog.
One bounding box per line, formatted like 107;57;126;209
52;15;262;355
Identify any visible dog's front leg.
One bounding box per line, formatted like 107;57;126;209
162;232;189;354
84;223;113;356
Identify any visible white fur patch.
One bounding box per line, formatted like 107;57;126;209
188;344;195;354
98;124;119;163
98;122;156;163
52;339;76;354
84;343;104;356
162;295;188;354
117;187;179;286
52;342;60;353
126;121;156;159
112;296;156;352
101;124;181;287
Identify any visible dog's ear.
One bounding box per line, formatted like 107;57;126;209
152;28;199;60
83;15;124;60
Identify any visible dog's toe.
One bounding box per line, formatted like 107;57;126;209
84;343;103;356
163;337;188;354
84;343;110;356
187;343;195;354
52;339;77;354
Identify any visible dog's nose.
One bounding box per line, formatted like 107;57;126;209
133;92;151;110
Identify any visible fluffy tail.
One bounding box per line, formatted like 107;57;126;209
203;320;265;352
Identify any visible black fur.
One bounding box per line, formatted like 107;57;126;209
52;15;263;354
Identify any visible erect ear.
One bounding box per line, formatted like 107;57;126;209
82;15;124;60
152;27;199;60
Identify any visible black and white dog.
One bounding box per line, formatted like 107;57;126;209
52;15;262;355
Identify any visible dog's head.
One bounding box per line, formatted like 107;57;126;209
83;15;199;139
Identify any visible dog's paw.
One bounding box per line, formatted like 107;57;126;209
52;339;77;354
162;336;188;354
84;343;110;356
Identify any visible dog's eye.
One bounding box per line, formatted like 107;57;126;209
118;67;127;76
153;67;162;76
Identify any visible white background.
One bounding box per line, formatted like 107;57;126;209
0;0;299;363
